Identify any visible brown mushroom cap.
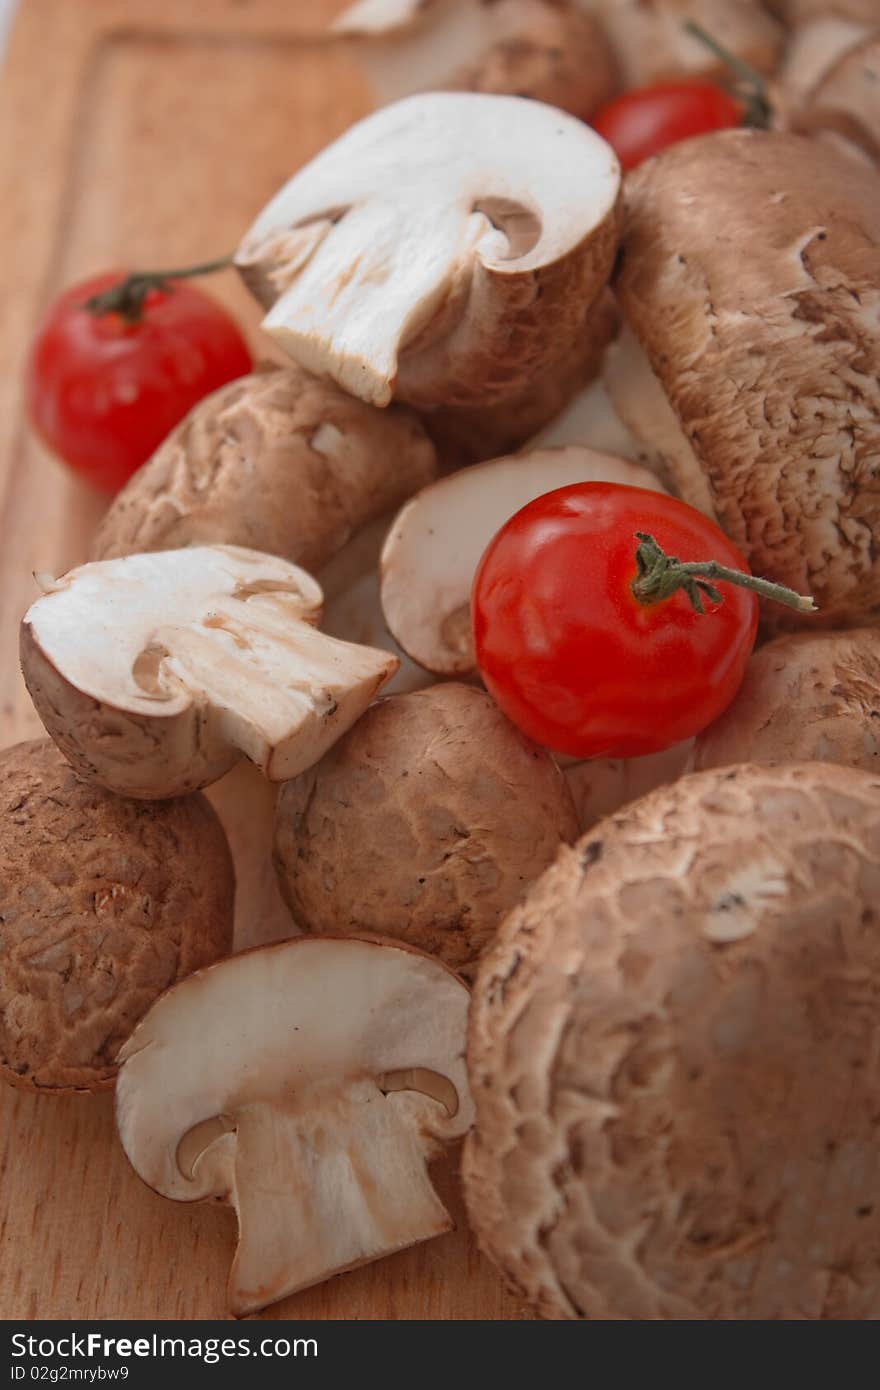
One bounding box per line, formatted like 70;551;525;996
91;366;436;568
769;0;878;23
594;0;782;90
694;628;880;772
464;760;880;1319
794;31;880;165
337;0;618;118
273;683;579;978
614;129;880;632
420;290;619;468
0;739;234;1093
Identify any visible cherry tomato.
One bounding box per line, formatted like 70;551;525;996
26;272;252;493
591;81;741;171
471;483;758;759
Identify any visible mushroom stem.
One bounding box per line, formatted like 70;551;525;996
684;20;772;129
84;256;234;323
631;532;816;616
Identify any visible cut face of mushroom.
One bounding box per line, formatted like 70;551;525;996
334;0;617;120
465;761;880;1319
116;936;473;1316
236;92;621;409
380;445;667;675
21;546;397;799
602;324;713;513
92;366;437;568
614;128;880;631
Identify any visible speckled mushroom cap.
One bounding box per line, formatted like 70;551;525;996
0;739;234;1093
695;628;880;771
614;129;880;632
464;761;880;1319
795;32;880;165
91;366;436;567
273;683;579;978
594;0;782;90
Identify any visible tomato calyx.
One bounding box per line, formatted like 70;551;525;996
83;254;234;324
684;20;772;130
631;531;816;616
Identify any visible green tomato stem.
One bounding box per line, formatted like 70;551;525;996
683;20;773;130
83;255;234;323
631;531;816;616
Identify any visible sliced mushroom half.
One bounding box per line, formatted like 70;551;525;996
21;546;397;798
116;936;473;1316
380;446;667;675
236;92;620;409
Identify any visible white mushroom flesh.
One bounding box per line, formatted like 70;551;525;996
116;936;473;1315
236;92;620;407
380;445;668;675
21;546;397;797
602;324;711;512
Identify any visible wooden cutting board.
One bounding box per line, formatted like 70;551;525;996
0;0;528;1321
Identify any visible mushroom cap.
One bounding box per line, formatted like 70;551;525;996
694;628;880;772
92;366;437;568
335;0;618;120
0;739;233;1093
380;445;666;675
770;0;878;23
594;0;782;90
236;91;621;409
776;14;871;106
614;128;880;631
464;761;880;1319
117;934;472;1313
420;289;620;468
795;31;880;165
274;683;579;978
21;545;397;798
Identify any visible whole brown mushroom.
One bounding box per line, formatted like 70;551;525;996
612;129;880;632
465;761;880;1319
694;628;880;771
92;365;436;568
335;0;618;118
273;683;579;978
0;739;234;1093
794;31;880;165
768;0;878;23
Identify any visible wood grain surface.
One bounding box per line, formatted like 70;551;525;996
0;0;528;1321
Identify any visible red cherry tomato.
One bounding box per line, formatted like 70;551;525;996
26;272;252;493
591;81;741;171
471;483;758;759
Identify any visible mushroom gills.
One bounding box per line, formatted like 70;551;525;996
21;546;398;797
115;936;473;1314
